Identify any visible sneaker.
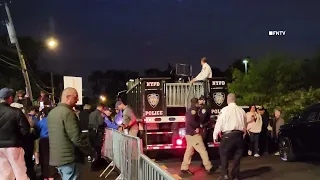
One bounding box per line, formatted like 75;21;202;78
248;150;252;156
254;154;260;157
181;169;194;175
274;152;280;156
207;166;218;174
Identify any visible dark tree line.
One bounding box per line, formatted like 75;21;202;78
0;36;64;100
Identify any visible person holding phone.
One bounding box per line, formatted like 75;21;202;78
246;105;263;157
38;91;51;108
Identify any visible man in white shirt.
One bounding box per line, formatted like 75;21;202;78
213;93;247;180
190;57;212;83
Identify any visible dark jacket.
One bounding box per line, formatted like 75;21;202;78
16;97;32;108
89;109;104;130
198;105;211;128
22;126;40;156
261;111;270;130
79;109;90;131
0;102;30;148
185;105;201;136
39;96;51;106
47;103;92;166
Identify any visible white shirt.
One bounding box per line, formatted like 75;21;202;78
213;103;247;140
246;112;263;133
195;63;212;81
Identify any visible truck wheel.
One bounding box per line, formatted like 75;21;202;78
279;137;296;162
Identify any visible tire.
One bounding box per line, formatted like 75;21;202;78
279;137;296;162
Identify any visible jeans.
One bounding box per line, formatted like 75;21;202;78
57;163;81;180
249;132;260;154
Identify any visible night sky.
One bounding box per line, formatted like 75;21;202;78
1;0;320;88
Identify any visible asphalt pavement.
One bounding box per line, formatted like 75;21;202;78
39;152;320;180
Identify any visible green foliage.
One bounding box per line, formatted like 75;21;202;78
228;54;320;121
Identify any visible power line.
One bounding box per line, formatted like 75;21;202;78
0;53;52;89
0;57;50;94
0;57;20;69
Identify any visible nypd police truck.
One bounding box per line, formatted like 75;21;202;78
124;76;228;151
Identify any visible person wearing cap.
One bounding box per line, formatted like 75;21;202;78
198;95;213;165
257;106;271;155
181;98;216;175
115;101;138;136
0;87;30;180
103;107;122;130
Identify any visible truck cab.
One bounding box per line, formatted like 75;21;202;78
125;77;228;151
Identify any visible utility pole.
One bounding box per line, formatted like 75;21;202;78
4;3;33;101
50;72;55;104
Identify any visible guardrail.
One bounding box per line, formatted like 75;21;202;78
101;128;176;180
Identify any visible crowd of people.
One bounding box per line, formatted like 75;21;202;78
180;93;286;180
0;86;139;180
245;105;284;157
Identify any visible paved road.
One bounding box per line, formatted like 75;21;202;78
50;153;320;180
157;155;320;180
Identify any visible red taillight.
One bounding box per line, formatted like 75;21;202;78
176;139;183;145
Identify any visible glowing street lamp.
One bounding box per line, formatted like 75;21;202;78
46;37;58;49
242;58;249;74
100;95;106;102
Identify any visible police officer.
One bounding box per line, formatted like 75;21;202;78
181;98;216;175
198;95;212;165
213;93;247;180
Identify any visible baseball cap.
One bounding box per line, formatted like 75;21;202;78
191;98;198;104
258;106;265;110
104;107;112;111
0;88;14;99
115;101;124;108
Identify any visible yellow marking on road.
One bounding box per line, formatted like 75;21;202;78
172;174;182;179
160;165;168;170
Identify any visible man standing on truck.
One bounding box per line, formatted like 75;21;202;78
190;57;213;98
190;57;212;83
181;98;217;175
115;101;139;136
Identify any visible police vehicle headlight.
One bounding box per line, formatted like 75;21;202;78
178;128;186;137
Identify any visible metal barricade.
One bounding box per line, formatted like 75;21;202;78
100;128;176;180
139;154;176;180
100;128;116;178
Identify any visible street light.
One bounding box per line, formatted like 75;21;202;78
100;95;106;102
46;37;58;49
243;59;249;74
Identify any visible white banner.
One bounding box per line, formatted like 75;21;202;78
63;76;83;105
